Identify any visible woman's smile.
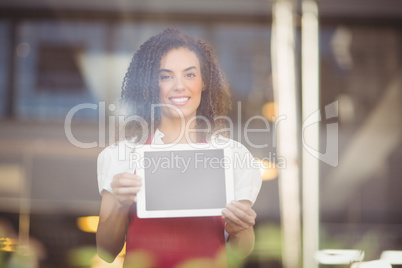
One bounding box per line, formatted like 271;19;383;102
169;96;190;106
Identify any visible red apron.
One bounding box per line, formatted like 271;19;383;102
124;137;227;268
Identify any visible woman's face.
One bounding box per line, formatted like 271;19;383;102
158;47;204;123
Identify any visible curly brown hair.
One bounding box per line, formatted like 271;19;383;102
119;28;231;143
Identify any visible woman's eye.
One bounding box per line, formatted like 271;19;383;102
160;75;171;80
186;73;196;78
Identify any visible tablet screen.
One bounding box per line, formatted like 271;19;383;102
144;149;226;211
135;144;234;218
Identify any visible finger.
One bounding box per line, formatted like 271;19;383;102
228;201;257;219
112;177;142;188
222;208;252;229
226;203;256;226
229;201;256;218
113;173;142;182
121;173;142;180
113;186;142;195
222;213;248;234
223;209;255;229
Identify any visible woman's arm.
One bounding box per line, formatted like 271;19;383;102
222;200;257;258
96;173;142;262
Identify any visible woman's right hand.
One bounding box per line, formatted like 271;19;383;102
97;173;141;261
110;173;142;207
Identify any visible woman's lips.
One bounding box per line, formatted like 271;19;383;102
169;97;190;105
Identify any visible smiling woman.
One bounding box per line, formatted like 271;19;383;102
96;28;262;268
118;28;231;144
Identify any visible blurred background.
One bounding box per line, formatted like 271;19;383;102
0;0;402;267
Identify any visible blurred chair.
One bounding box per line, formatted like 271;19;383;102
350;260;391;268
315;249;364;265
380;250;402;266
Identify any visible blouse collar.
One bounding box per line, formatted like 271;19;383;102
152;128;165;145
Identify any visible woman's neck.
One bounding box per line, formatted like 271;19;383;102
158;117;198;144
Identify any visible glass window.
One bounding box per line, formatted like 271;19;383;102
0;21;10;118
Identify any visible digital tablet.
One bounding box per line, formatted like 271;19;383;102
133;144;234;218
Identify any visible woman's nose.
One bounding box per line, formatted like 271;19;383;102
173;76;185;91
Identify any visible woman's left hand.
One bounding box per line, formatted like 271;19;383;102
222;200;256;235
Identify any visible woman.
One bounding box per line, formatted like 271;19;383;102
96;28;261;268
